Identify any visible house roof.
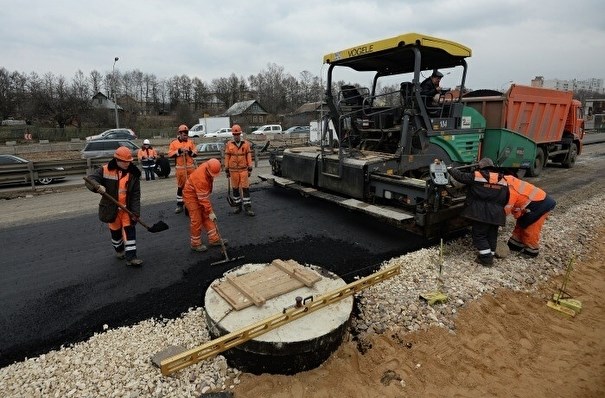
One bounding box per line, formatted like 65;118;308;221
91;92;123;111
293;101;325;114
222;100;268;116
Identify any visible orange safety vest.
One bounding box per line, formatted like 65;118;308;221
473;170;508;187
225;140;252;171
168;139;197;169
102;164;130;206
503;175;546;215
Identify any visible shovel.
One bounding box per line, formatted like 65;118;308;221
210;219;244;266
84;177;169;233
226;178;236;207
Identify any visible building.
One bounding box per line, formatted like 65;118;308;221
91;92;123;112
283;102;328;128
221;100;269;133
531;76;604;94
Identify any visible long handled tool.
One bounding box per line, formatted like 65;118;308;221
84;177;169;233
210;219;244;266
226;178;236;207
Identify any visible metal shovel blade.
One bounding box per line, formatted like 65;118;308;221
147;221;169;233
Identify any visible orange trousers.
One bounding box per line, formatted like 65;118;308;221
510;211;550;249
183;197;220;248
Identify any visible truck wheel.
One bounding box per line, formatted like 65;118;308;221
562;143;577;168
528;148;545;177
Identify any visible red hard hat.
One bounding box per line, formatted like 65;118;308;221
207;158;221;176
114;146;133;162
231;124;242;134
178;124;189;133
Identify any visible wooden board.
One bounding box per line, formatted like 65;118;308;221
212;259;321;310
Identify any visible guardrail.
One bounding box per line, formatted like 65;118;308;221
0;149;271;190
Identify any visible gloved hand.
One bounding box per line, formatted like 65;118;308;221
96;185;106;194
130;215;138;225
177;148;183;155
209;212;217;221
225;170;230;178
188;149;193;156
248;167;252;177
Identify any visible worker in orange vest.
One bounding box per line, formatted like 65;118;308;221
503;174;556;257
137;139;158;181
168;124;198;214
183;158;228;252
447;158;509;266
225;124;255;216
85;146;143;266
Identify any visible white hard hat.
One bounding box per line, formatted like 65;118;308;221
143;139;150;145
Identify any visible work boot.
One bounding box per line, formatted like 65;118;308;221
191;245;208;252
209;239;228;247
115;251;125;260
126;258;143;267
475;253;494;267
244;205;255;217
174;205;183;214
233;206;242;214
521;247;540;258
507;238;524;252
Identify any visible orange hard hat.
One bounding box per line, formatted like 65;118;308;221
207;158;221;177
178;124;189;133
114;146;133;162
231;124;242;134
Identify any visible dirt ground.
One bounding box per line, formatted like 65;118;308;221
233;228;605;398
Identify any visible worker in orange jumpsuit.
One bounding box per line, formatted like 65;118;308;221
137;139;158;181
225;124;255;216
183;158;228;252
503;175;556;257
168;124;197;213
85;146;143;266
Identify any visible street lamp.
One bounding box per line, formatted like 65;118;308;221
112;57;120;128
500;80;513;92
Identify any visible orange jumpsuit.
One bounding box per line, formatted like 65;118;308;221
504;175;556;255
137;146;158;181
225;139;253;209
183;162;221;248
168;138;197;208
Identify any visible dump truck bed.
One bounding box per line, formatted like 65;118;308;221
462;84;574;145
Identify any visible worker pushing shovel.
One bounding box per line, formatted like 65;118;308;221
183;159;236;264
84;147;167;267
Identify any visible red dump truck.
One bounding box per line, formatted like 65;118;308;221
463;84;585;176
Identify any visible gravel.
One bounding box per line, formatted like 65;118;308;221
1;188;603;397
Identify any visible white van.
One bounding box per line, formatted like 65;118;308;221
251;124;282;135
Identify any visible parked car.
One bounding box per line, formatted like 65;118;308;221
81;139;141;159
188;124;205;138
86;128;137;141
196;142;226;153
204;128;233;138
284;125;310;134
251;124;282;135
0;154;65;185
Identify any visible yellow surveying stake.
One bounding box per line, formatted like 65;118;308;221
419;239;448;305
546;257;582;316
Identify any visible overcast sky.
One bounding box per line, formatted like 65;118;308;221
1;0;603;91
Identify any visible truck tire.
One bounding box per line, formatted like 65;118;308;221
528;147;545;177
562;142;578;168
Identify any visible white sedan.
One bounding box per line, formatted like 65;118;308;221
204;128;233;138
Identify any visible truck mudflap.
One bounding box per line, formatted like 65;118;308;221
258;174;415;225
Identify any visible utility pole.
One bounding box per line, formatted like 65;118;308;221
112;57;120;128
